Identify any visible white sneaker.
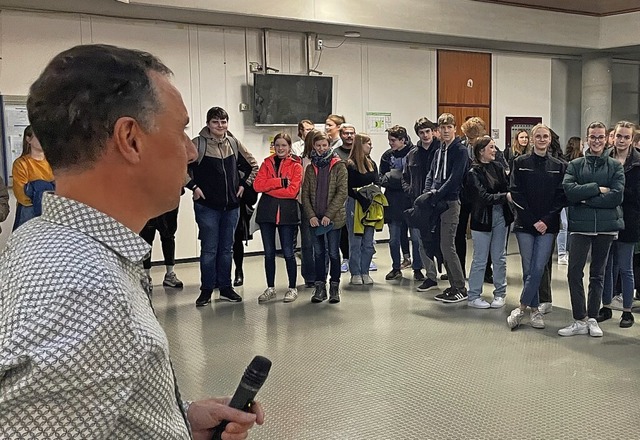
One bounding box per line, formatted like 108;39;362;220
507;308;525;330
468;298;491;309
258;287;276;303
283;287;298;303
587;318;603;337
558;320;589;336
350;275;363;285
530;310;545;329
362;274;374;285
539;302;553;314
610;295;624;311
340;259;349;273
558;254;568;265
490;297;505;308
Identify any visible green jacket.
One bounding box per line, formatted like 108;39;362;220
563;149;625;233
301;157;348;229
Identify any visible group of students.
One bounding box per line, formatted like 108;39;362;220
248;111;640;339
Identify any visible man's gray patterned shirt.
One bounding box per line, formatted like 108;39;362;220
0;193;191;439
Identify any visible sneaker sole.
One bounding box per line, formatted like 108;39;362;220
283;297;297;303
195;300;211;307
441;295;468;303
258;297;276;304
417;285;438;292
468;303;490;309
531;323;545;329
219;296;243;303
163;283;184;288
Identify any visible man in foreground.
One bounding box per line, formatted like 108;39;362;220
0;44;263;439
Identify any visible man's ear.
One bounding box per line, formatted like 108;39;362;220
112;117;144;164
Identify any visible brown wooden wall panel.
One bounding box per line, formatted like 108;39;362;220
438;50;491;106
438;106;491;136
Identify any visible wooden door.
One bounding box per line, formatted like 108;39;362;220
437;50;491;136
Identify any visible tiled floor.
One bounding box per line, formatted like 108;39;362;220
151;236;640;439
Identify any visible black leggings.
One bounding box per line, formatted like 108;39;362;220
140;207;179;269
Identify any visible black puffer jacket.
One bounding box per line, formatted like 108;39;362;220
466;161;514;232
616;148;640;242
401;139;440;201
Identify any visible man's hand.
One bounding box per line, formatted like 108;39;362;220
237;186;245;198
599;186;610;194
506;192;513;203
193;187;205;200
309;217;319;227
188;397;264;440
321;216;331;226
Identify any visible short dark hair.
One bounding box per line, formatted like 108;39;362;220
386;125;409;141
414;117;436;135
206;107;229;123
27;44;172;171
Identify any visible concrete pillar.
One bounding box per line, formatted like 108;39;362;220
581;54;612;131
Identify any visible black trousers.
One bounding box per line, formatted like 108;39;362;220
140;207;179;269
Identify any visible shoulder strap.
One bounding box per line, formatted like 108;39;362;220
197;136;207;164
227;134;239;159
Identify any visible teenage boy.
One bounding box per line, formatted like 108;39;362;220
424;113;469;302
403;117;440;289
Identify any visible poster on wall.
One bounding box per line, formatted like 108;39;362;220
366;111;392;134
0;95;29;185
505;116;543;153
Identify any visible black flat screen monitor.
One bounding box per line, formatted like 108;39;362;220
253;73;333;126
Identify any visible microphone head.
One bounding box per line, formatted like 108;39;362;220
242;356;272;389
248;355;272;375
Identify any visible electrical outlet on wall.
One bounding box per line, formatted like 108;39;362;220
315;38;323;50
239;103;249;111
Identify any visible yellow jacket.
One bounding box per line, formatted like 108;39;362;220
354;192;388;234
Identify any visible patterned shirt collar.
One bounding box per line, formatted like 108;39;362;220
40;192;150;263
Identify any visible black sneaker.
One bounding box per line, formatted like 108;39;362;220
620;311;634;328
440;274;449;281
385;269;402;281
483;274;493;284
413;270;425;281
219;287;243;302
434;287;451;301
195;290;212;307
417;278;438;292
441;287;469;303
596;307;612;322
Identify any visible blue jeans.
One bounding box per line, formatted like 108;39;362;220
313;228;341;283
346;197;375;276
194;204;239;291
468;206;508;301
515;232;556;308
556;208;568;257
260;222;297;288
603;240;634;309
389;219;421;270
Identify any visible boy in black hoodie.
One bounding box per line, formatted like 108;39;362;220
423;113;469;302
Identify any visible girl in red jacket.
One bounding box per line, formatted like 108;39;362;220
253;133;303;303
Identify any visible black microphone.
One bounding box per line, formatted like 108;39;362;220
211;355;272;440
